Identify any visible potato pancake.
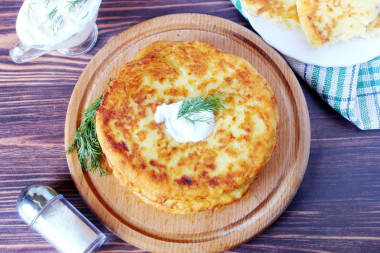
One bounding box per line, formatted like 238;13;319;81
242;0;380;48
96;41;278;213
241;0;301;30
366;13;380;39
297;0;380;48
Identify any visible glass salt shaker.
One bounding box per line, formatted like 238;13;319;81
17;184;106;253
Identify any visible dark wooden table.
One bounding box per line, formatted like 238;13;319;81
1;1;379;252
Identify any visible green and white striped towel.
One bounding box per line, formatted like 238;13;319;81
231;0;380;130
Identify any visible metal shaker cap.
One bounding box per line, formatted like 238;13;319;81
17;184;58;226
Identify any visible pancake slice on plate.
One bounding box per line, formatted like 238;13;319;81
241;0;301;30
242;0;380;49
297;0;380;48
96;41;278;213
367;13;380;39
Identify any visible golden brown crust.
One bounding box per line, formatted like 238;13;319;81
96;41;278;213
297;0;379;48
242;0;380;47
242;0;300;30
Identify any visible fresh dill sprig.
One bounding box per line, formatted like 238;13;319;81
66;0;88;12
46;6;63;33
64;94;108;177
25;2;36;19
177;93;227;124
81;11;89;19
49;15;63;33
44;0;51;7
64;79;113;177
48;6;57;20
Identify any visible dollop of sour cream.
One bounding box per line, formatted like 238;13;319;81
154;101;215;143
16;0;101;49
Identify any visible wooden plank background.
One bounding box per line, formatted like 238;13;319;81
0;0;379;252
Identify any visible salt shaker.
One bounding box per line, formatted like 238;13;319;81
17;184;106;253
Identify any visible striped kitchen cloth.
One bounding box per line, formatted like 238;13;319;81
231;0;380;130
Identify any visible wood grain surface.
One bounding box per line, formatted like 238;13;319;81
0;1;379;252
64;14;310;252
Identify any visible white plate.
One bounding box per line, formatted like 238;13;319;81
242;8;380;67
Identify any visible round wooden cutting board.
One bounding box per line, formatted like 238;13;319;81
65;14;310;253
